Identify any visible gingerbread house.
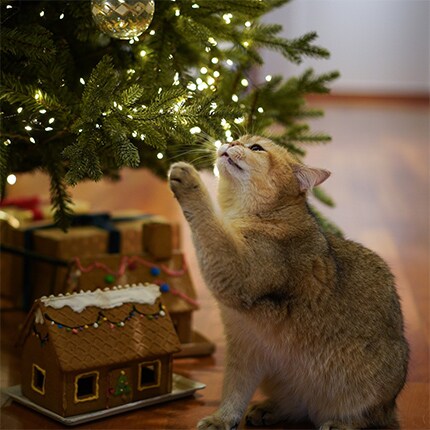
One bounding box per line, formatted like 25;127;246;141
18;283;181;417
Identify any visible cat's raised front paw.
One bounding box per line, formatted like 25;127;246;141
197;415;239;430
168;162;201;199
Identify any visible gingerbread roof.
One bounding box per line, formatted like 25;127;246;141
20;284;181;373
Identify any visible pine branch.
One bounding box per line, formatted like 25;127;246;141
0;72;65;114
0;25;56;61
0;143;9;198
312;187;335;207
42;144;74;230
308;204;343;237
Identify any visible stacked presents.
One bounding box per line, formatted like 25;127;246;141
0;207;214;356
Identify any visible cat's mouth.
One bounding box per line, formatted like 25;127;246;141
221;151;243;171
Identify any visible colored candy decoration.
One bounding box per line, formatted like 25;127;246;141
104;274;115;284
150;266;161;276
160;283;170;293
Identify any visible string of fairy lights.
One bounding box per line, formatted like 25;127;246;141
3;1;274;185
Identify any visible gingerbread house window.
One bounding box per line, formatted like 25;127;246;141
74;371;99;403
31;364;46;395
138;360;160;390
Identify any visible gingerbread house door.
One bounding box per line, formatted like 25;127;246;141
108;368;133;408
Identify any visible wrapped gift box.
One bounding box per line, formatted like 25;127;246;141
0;212;178;309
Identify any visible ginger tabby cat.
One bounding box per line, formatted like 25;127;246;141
168;135;408;430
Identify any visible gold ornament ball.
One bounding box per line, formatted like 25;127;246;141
91;0;155;40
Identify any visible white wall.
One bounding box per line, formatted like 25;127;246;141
261;0;430;95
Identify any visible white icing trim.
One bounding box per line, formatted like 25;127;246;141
40;283;160;313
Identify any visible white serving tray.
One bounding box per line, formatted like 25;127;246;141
3;373;205;426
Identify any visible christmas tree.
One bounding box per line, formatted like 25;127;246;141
114;371;131;397
0;0;339;229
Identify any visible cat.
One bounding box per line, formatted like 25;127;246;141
168;135;409;430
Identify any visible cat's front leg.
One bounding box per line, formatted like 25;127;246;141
198;339;262;430
168;162;249;306
197;372;259;430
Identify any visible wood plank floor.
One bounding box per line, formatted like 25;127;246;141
1;97;429;429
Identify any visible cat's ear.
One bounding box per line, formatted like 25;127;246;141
293;165;331;192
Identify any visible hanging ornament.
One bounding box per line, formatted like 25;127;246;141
91;0;155;40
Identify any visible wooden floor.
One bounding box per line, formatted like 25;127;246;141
1;97;429;429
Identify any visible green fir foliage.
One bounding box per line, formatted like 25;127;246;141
1;0;339;230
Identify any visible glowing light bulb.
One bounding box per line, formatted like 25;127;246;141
29;137;36;143
245;21;251;28
241;78;249;87
149;30;155;35
39;109;46;114
208;37;217;46
226;59;233;66
257;107;264;113
187;82;197;91
59;13;64;19
243;41;249;48
232;94;239;102
175;9;180;16
211;57;219;64
223;13;233;24
45;127;53;131
40;10;44;17
49;117;55;124
80;78;85;85
25;125;32;131
200;67;208;74
140;50;147;57
7;174;16;185
17;107;23;113
192;3;199;8
214;140;222;149
190;126;201;134
157;152;164;159
207;76;215;85
265;75;272;82
213;71;220;78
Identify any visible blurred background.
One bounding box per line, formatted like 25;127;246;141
261;0;429;95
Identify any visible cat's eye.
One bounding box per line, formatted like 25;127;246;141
250;144;265;152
